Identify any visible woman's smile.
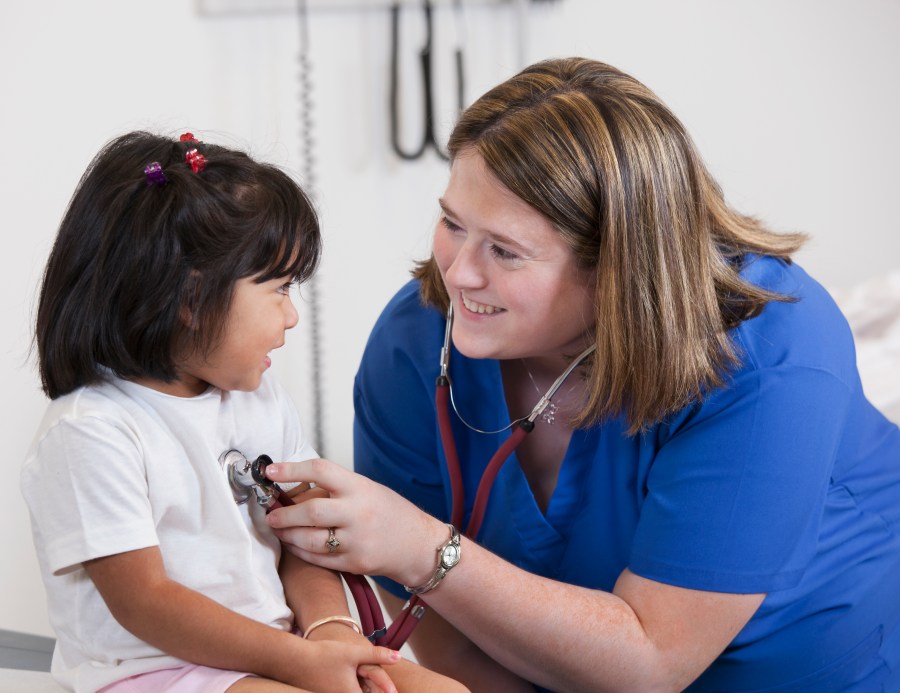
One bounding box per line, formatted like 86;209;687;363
460;293;505;315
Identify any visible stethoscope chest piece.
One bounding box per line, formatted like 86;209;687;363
219;449;276;507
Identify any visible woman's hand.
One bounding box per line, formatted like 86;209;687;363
265;458;446;587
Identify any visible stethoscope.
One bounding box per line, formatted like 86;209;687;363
381;304;595;646
220;303;594;649
218;449;388;642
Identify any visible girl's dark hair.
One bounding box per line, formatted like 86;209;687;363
414;57;807;434
36;131;320;399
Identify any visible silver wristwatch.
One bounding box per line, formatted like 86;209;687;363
404;523;461;595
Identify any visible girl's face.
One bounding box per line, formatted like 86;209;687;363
164;274;299;397
433;151;596;367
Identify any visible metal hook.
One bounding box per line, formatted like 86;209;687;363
389;0;465;161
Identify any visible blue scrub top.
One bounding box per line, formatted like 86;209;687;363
353;256;900;692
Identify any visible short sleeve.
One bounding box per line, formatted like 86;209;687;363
21;415;158;575
629;365;851;593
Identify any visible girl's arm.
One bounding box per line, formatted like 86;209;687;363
278;491;471;693
84;545;401;692
266;460;764;693
280;550;406;693
278;484;357;634
279;547;354;634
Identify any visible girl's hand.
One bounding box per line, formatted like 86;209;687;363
291;637;401;693
265;459;447;588
305;623;397;693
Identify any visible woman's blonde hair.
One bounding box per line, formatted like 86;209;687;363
414;57;806;434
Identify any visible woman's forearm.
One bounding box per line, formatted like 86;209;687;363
414;538;659;692
263;460;761;692
265;461;663;688
412;537;761;693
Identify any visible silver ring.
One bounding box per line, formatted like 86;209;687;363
325;527;341;553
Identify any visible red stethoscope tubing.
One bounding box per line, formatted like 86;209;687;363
271;377;531;649
438;375;535;535
369;378;532;648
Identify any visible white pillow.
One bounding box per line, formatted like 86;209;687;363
831;270;900;424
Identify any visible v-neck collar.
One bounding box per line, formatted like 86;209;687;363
453;357;594;567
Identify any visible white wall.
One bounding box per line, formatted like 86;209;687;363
1;0;897;638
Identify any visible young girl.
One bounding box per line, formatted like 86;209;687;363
20;131;467;693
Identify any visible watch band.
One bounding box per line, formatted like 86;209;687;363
404;523;461;595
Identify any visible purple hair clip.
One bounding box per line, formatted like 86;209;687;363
144;162;167;186
185;148;207;173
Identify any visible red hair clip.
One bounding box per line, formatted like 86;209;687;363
179;132;198;142
185;148;207;173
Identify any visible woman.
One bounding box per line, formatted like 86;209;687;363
265;58;900;691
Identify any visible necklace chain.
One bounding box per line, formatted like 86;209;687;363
521;360;559;425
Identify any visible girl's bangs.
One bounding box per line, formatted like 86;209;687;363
244;181;320;285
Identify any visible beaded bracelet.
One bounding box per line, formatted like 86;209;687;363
302;615;363;639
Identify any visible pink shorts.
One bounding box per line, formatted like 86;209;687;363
98;664;253;692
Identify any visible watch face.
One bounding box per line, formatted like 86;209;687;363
441;543;461;568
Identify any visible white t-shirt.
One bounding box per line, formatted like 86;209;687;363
20;371;317;693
